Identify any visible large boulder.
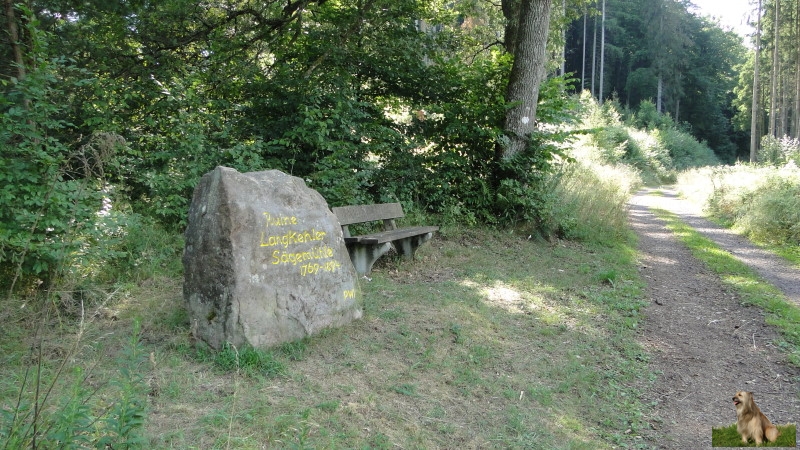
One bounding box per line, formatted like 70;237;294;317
183;167;362;350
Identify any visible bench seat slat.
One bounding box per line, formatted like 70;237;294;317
343;226;439;245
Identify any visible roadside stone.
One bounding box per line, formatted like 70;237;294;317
183;166;362;350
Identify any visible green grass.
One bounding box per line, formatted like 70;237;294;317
652;209;800;366
0;229;656;449
712;423;796;447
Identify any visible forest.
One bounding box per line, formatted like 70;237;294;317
1;0;797;295
565;0;800;163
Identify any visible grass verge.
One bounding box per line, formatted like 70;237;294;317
2;229;655;449
711;423;796;447
652;209;800;367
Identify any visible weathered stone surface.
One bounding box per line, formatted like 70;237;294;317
183;166;362;350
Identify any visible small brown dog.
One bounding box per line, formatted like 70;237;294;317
733;391;780;445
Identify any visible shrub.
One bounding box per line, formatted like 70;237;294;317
685;164;800;250
656;128;719;170
759;135;800;166
1;60;112;292
736;175;800;245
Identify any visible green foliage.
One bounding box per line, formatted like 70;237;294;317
759;135;800;166
581;97;717;184
96;321;148;448
4;0;586;271
0;25;110;290
630;100;674;130
697;164;800;254
495;130;573;234
655;127;720;170
565;0;746;160
0;322;148;448
3;0;738;306
730;176;800;245
380;52;510;224
95;212;184;284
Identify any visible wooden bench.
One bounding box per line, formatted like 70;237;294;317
331;203;438;275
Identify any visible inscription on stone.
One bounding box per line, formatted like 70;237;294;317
259;212;343;276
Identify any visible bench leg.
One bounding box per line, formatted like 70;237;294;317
392;232;434;260
346;242;392;275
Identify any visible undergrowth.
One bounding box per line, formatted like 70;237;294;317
0;320;148;448
576;94;719;186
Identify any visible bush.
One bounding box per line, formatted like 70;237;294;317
580;96;699;185
759;135;800;166
630;99;674;130
736;175;800;245
656;127;719;170
1;59;112;291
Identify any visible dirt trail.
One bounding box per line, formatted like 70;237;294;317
629;188;800;449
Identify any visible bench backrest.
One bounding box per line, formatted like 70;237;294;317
332;203;404;226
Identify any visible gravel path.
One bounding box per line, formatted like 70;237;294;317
629;188;800;449
633;187;800;306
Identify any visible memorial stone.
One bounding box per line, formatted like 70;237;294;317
183;167;362;350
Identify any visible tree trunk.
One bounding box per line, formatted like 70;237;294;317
599;0;606;104
657;75;663;113
751;0;763;162
4;0;26;81
769;0;780;137
674;72;681;121
780;72;788;137
560;0;566;76
795;0;800;138
656;13;664;113
582;12;587;91
501;0;554;160
592;13;597;97
503;0;520;55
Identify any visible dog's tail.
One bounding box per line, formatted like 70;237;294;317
765;424;780;442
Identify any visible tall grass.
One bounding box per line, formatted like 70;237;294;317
0;319;149;448
549;162;640;243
